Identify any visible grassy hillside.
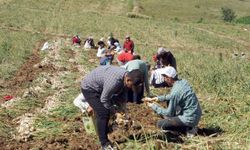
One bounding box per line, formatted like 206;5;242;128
0;0;250;149
140;0;250;22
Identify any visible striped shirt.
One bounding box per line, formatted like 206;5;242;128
81;66;127;109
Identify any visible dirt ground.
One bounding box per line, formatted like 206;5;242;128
0;38;223;150
0;40;54;104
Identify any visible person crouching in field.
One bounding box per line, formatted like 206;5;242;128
99;46;115;65
81;66;144;149
150;47;177;88
97;41;106;58
117;48;134;66
83;36;95;49
72;35;81;45
145;66;202;137
123;35;134;54
152;47;176;69
122;55;150;104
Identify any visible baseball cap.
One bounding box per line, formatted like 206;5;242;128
160;66;177;78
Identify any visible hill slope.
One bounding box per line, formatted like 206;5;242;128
0;0;250;149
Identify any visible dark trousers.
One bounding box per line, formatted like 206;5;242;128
81;89;110;146
127;85;144;104
157;116;190;132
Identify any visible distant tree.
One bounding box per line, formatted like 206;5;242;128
221;7;236;22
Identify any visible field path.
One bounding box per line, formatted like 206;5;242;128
0;38;100;149
195;27;250;49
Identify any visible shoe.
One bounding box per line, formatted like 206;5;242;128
186;127;197;138
102;143;117;150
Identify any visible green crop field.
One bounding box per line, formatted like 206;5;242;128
0;0;250;149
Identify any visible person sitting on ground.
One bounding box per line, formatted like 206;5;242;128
122;55;150;104
83;36;95;49
117;48;134;66
152;47;176;69
81;66;144;149
97;38;106;47
145;66;202;136
73;93;93;114
107;36;119;48
100;47;115;65
123;35;134;54
113;42;122;54
150;67;168;88
150;47;177;88
97;41;106;58
72;35;81;45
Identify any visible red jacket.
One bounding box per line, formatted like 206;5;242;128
117;52;133;63
72;36;81;44
123;40;134;53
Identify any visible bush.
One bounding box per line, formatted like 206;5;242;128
221;7;236;22
236;16;250;24
197;18;203;23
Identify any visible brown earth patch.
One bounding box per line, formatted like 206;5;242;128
1;116;100;150
0;40;48;103
109;103;162;144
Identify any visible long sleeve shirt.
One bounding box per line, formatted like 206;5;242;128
122;60;150;95
150;79;202;127
81;66;127;109
123;40;134;53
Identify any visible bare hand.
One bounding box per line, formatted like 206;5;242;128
143;97;158;102
87;106;93;115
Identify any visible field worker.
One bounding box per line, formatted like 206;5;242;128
107;36;119;49
145;66;202;136
122;56;150;103
150;47;177;88
97;41;106;58
114;42;122;54
81;66;144;149
152;47;176;69
100;47;115;65
83;36;95;49
117;48;133;66
72;35;81;45
123;35;134;54
73;93;93;114
149;68;168;88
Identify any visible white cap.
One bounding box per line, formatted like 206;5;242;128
160;66;177;78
